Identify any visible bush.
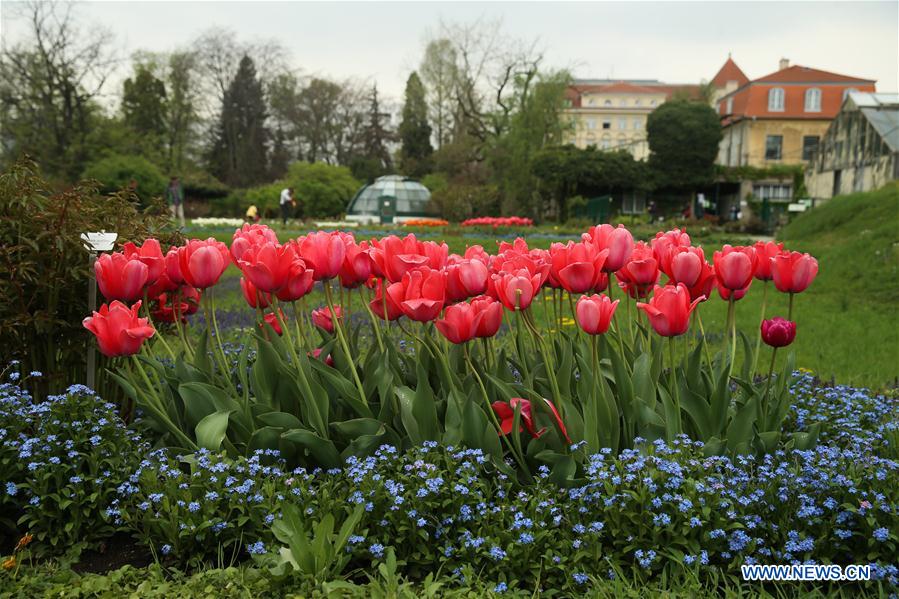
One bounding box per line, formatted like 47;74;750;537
82;155;168;207
0;369;144;556
0;160;177;396
285;162;360;219
429;184;501;222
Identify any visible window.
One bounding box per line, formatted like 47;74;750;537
752;184;792;201
602;120;611;130
604;99;612;106
765;135;783;160
650;99;657;106
634;99;642;106
804;88;821;112
620;98;628;106
633;117;642;130
768;88;785;111
621;192;646;214
586;118;597;130
601;135;611;149
587;98;595;106
617;118;627;130
802;136;820;161
726;97;733;113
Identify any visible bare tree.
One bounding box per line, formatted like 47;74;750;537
0;1;118;178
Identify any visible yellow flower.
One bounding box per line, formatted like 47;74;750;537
1;556;15;571
561;317;575;327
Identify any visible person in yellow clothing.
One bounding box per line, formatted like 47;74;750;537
245;204;260;223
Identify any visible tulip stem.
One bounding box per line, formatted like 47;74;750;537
726;297;737;381
172;289;194;360
358;287;384;353
668;336;682;438
142;291;177;361
205;290;237;395
761;347;778;428
751;281;769;375
696;310;714;372
523;309;565;422
131;355;197;450
291;301;310;350
481;337;492;372
324;282;367;407
788;293;795;321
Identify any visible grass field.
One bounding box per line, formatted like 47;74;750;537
181;183;898;388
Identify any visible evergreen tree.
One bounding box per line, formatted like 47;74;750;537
269;127;290;179
208;55;270;187
122;64;168;139
399;72;433;177
356;84;393;180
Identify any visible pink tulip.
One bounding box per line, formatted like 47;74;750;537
83;300;155;357
312;305;343;333
713;245;757;297
445;259;489;302
470;295;503;338
369;279;403;321
575;294;619;335
297;232;346;281
637;283;704;337
667;246;707;287
275;255;315;302
492;269;543;311
177;239;230;289
583;224;634;272
761;317;797;347
435;302;478;344
240;277;271;309
615;241;659;299
94;253;148;302
237;242;298;293
123;239;165;287
549;241;609;294
386;267;446;322
753;241;784;281
771;251;818;294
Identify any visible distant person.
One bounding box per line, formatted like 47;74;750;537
279;186;295;225
245;204;260;223
165;176;186;227
647;200;658;224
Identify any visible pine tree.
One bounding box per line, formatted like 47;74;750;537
399;72;433;177
208;55;270;187
122;64;168;139
356;84;393;180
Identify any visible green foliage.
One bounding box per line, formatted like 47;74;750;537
533;145;651;221
0;160;176;395
208;56;270;188
284;162;361;218
122;64;168;143
420;172;448;196
429;183;500;221
82;155;168;206
0;376;144;556
488;70;572;216
399;72;434;178
647;101;722;190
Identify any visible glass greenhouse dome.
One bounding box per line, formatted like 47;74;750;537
345;175;432;224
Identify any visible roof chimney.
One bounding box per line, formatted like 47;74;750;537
779;58;790;71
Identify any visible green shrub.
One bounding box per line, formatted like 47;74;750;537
0;371;144;556
420;173;449;195
284;162;360;219
429;184;501;222
82;154;168;206
0;160;177;396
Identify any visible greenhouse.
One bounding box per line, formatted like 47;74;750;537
345;175;432;224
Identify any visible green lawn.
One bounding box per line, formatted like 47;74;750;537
183;183;898;387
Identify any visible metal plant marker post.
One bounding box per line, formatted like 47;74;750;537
81;232;118;390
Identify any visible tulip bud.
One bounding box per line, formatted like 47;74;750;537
575;294;619;335
760;317;796;347
311;305;342;333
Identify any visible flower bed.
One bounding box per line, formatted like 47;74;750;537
461;216;534;228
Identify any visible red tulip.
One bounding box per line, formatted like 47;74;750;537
492;269;543;311
685;261;716;303
615;242;659;299
386;267;446;322
123;239;165;286
312;305;343;333
651;228;692;274
713;245;757;297
310;348;335;367
152;288;199;322
369;279;403;321
471;295;503;338
575;294;619;335
83;300;155;357
262;310;286;336
179;286;201;315
463;245;491;264
231;223;279;263
666;246;707;287
178;239;230;289
591;271;609;293
445;259;489;302
368;234;431;283
435;302;477;344
753;241;784;281
165;246;184;285
549;242;609;294
240;277;271;309
583;224;634;272
339;239;373;288
237;242;298;293
275;255;315;302
95;252;149;302
297;232;346;281
491;397;571;443
772;252;818;294
761;317;796;347
636;283;703;337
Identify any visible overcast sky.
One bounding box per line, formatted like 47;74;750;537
3;1;897;103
